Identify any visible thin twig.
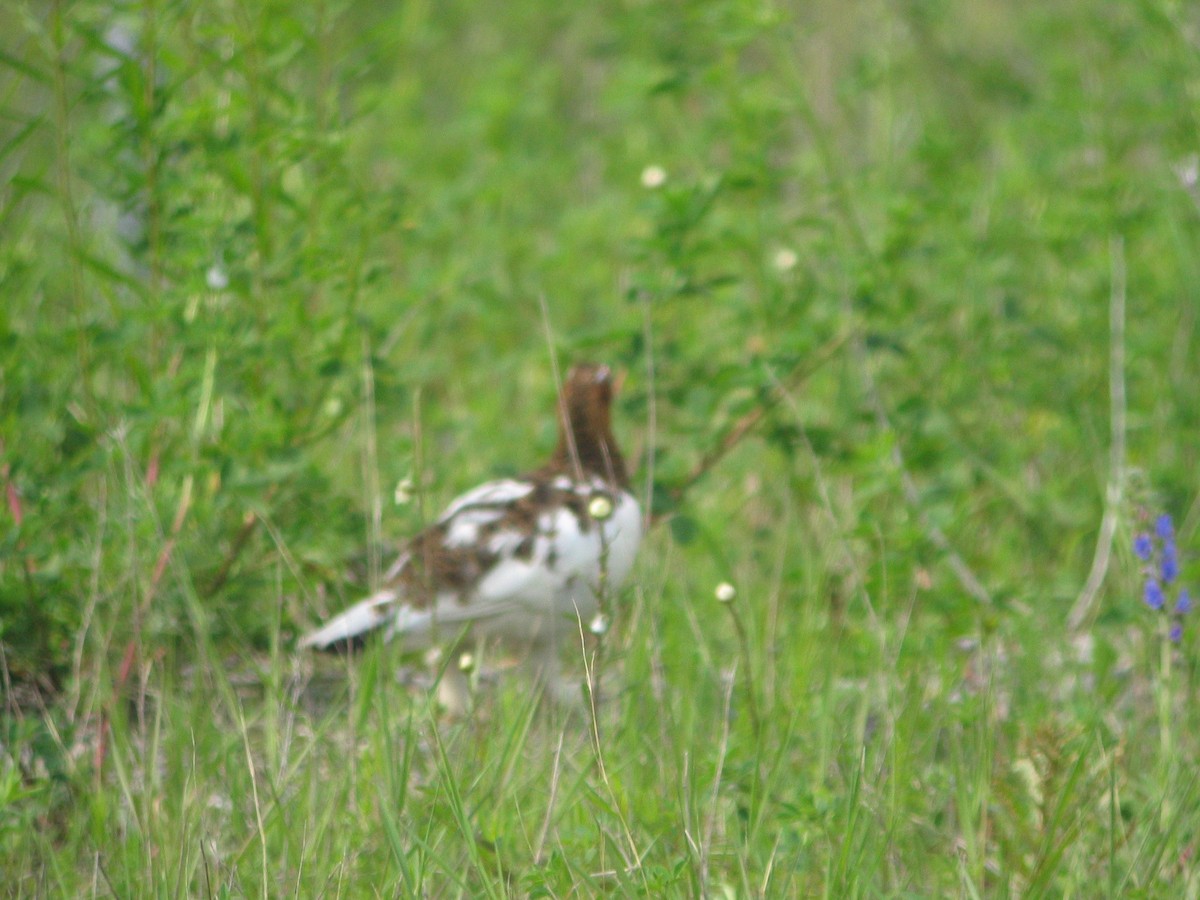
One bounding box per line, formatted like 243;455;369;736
722;602;762;738
640;289;658;533
68;473;108;722
579;605;607;766
585;540;611;749
1069;236;1127;630
237;703;271;900
575;616;643;878
361;334;382;590
661;330;852;519
532;730;566;865
205;502;268;596
537;294;579;478
697;666;735;896
0;644;16;721
144;474;194;613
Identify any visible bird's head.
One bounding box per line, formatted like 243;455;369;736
554;363;629;486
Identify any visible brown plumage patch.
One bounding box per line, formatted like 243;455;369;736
542;363;631;490
395;526;499;606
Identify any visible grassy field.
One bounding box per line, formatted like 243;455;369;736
3;0;1200;895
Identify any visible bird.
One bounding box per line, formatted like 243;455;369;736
299;363;642;713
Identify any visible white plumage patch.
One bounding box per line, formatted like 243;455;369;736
442;506;506;548
486;528;529;556
446;478;638;641
437;478;534;520
297;588;397;649
299;474;642;652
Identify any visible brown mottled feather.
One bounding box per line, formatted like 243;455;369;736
384;363;626;610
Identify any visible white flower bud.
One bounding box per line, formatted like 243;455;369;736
394;476;413;505
772;248;798;272
206;264;229;291
588;495;613;520
641;165;667;189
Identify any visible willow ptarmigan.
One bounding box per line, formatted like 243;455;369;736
299;363;642;712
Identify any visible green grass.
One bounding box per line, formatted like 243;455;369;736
3;0;1200;894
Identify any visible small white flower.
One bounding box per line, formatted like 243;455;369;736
394;476;414;505
589;613;609;635
457;652;475;673
641;165;667;189
715;582;736;603
772;248;798;272
1176;154;1199;189
588;494;613;520
205;264;229;291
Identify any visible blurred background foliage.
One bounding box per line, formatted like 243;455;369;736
6;1;1200;893
1;0;1197;684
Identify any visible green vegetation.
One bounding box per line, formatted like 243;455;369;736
3;0;1199;894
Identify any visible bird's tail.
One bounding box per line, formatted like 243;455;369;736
299;589;399;651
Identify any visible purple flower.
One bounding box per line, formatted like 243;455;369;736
1145;579;1166;610
1134;533;1153;561
1136;510;1192;642
1162;542;1179;584
1156;514;1175;540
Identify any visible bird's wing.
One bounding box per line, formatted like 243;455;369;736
300;475;639;651
300;477;541;650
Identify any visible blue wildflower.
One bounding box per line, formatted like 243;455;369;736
1156;514;1174;540
1145;579;1165;610
1162;542;1179;584
1137;510;1191;644
1134;533;1153;561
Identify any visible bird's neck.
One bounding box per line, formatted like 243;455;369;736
549;420;629;488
